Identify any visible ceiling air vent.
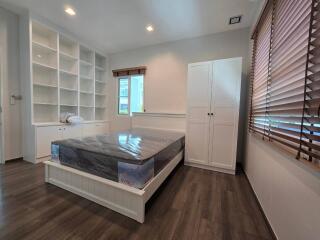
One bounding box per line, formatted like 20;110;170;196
229;16;242;25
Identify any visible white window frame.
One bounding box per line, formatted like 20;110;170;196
117;75;144;116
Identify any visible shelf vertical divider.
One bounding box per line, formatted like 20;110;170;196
57;32;60;122
30;19;34;124
93;52;96;121
77;43;80;117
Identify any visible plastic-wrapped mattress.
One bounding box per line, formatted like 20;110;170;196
51;128;185;189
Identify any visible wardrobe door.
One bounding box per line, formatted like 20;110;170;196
186;62;213;165
209;58;241;171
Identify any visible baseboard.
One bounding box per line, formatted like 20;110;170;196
240;164;278;240
184;161;235;175
5;157;23;162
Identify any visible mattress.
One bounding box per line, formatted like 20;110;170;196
51;128;185;189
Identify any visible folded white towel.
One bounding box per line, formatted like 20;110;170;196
60;112;83;125
68;116;83;125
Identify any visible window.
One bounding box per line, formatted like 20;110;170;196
118;75;144;115
118;78;129;115
250;0;320;167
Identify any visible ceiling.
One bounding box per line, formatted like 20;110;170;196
0;0;262;53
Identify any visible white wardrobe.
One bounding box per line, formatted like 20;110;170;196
185;57;242;174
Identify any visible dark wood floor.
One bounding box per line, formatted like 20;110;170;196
0;160;274;240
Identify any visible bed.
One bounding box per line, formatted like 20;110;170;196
44;127;185;223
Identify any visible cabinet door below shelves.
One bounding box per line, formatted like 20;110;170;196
36;126;62;158
82;123;109;137
62;125;82;139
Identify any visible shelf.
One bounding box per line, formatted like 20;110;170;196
95;53;106;70
95;93;106;96
60;87;77;92
80;45;94;64
32;41;57;53
95;80;106;84
60;104;78;107
80;60;93;66
60;52;78;61
33;122;64;127
60;54;78;76
60;69;77;77
32;37;57;69
34;102;58;106
33;65;58;86
95;66;105;71
80;91;94;94
80;105;94;108
33;83;57;88
80;76;93;81
33;61;57;71
32;21;57;51
59;35;78;58
80;64;93;79
60;71;77;90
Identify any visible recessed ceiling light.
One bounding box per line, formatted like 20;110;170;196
146;25;154;32
229;15;242;25
65;7;76;16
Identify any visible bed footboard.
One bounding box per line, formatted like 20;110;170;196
44;150;183;223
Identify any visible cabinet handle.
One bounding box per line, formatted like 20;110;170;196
211;113;214;116
207;113;210;116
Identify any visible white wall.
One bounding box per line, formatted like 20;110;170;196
109;28;250;137
0;8;22;161
244;1;320;239
244;135;320;240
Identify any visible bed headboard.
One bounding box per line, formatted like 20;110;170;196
131;113;186;132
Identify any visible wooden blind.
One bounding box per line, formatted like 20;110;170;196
250;1;273;136
112;66;146;77
298;0;320;161
250;0;320;166
268;0;312;150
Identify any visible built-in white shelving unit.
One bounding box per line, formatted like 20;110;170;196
29;21;108;124
20;17;109;164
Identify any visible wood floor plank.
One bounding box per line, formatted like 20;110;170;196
0;160;274;240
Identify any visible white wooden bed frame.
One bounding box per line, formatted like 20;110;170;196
44;151;183;223
44;113;186;223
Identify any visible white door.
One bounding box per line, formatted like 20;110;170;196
209;58;241;170
186;62;213;165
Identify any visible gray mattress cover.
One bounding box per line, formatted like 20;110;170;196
53;128;185;164
51;128;185;188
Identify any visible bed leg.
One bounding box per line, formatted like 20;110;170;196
45;164;49;183
136;199;145;223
